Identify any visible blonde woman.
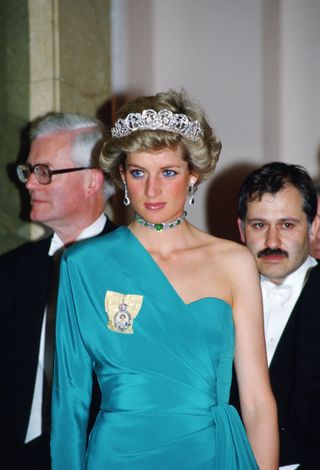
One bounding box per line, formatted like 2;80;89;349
51;90;278;469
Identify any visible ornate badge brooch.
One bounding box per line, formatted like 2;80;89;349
105;290;143;334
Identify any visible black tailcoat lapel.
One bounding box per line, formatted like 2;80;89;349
269;264;320;467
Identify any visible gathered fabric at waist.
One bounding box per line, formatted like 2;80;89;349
93;404;243;451
88;404;258;469
99;372;218;414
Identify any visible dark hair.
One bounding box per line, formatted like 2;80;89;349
238;162;317;225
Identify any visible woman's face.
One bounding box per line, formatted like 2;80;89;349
121;146;198;223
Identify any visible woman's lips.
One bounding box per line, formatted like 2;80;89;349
144;202;166;210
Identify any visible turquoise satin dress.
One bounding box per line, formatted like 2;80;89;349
51;227;258;469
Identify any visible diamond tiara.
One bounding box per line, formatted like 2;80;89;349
111;109;204;142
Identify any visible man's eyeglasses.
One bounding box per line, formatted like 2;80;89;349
16;163;92;185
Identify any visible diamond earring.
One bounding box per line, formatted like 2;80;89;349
123;181;130;206
188;182;196;206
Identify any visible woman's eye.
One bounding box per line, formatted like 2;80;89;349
163;169;177;177
130;169;144;178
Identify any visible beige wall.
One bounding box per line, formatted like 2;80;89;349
111;0;320;241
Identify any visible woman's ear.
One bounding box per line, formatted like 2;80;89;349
119;164;126;185
189;172;199;187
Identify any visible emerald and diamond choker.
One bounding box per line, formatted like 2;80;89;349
135;211;187;231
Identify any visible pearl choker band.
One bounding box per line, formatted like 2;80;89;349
135;211;187;231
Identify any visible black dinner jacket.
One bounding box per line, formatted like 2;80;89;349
0;217;117;454
229;262;320;469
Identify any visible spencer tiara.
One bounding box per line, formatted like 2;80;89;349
111;109;204;142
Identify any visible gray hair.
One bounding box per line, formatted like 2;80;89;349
31;112;115;200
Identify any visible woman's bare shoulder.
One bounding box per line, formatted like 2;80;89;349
184;228;259;305
189;229;256;276
197;231;254;262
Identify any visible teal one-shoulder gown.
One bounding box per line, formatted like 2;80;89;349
51;227;258;469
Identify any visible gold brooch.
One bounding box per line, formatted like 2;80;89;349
105;290;143;334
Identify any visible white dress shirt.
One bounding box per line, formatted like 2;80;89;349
260;255;317;470
25;214;107;443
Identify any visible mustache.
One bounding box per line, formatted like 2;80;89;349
257;247;289;258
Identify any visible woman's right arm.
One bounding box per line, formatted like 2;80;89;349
51;254;94;470
231;247;279;470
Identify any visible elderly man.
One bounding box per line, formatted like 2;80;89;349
0;113;116;469
231;162;320;470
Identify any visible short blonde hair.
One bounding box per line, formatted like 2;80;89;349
100;89;222;187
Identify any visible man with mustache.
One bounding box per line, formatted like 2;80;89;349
231;162;320;469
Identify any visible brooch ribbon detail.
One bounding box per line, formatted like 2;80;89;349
105;290;143;334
